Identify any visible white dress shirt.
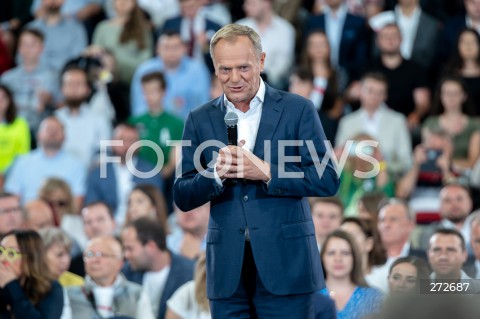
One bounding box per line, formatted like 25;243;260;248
395;5;422;60
324;4;348;67
143;266;171;317
359;103;385;138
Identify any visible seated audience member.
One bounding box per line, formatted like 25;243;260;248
167;202;209;259
4;117;86;205
165;253;210;319
121;218;195;319
130;31;210;119
55;67;112;167
423;76;480;170
0;193;23;237
39;177;88;249
236;0;295;88
31;0;102;23
92;0;152;84
336;72;412;176
85;123;163;227
160;0;222;71
387;256;430;294
396;127;456;215
427;228;480;293
309;197;343;251
27;0;88;72
65;236;155;319
126;184;168;229
443;28;480;115
466;213;480;278
0;230;63;319
39;227;84;287
69;202;117;277
129;71;184;178
0;85;30;177
23;199;55;231
304;0;368;84
319;230;384;319
418;183;475;252
341;217;388;292
357;191;387;223
0;29;57;132
377;199;425;264
337;133;395;216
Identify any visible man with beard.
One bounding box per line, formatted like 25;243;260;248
419;183;475;254
27;0;88;72
55;67;111;167
4;117;86;206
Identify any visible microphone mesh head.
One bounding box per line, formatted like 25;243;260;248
224;112;239;126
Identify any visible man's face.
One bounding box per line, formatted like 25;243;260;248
213;36;265;107
439;185;472;224
471;221;480;261
82;204;115;239
359;78;387;111
121;227;150;271
84;238;123;284
326;0;344;10
398;0;418;7
428;234;467;278
157;35;186;68
61;70;90;107
111;125;138;158
377;25;402;55
0;196;23;235
465;0;480;20
311;202;342;238
37;118;64;150
179;0;201;19
24;200;54;231
142;80;165;110
289;75;313;99
176;203;210;235
378;204;414;248
243;0;268;20
43;0;64;13
18;33;43;61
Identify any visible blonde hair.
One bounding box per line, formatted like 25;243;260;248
38;227;72;251
38;178;74;215
210;24;262;61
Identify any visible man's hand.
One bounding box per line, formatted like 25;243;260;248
216;141;271;182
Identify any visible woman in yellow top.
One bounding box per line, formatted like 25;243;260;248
0;85;30;173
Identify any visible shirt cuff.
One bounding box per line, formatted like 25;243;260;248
214;163;224;187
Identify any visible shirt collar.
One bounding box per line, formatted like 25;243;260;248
394;5;421;20
223;77;266;112
324;4;348;19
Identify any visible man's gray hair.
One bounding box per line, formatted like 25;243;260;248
379;197;416;221
210;24;263;61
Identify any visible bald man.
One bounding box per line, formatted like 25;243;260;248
65;236;155;319
23;199;55;231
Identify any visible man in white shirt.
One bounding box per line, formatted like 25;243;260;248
55;67;112;167
236;0;295;88
467;214;480;278
65;236;155;319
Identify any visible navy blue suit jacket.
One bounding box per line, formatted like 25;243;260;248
84;159;164;213
305;13;368;79
122;253;195;319
173;84;340;299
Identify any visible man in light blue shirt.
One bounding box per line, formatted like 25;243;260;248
130;31;211;120
4;117;86;206
31;0;102;21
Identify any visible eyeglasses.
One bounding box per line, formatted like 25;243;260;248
83;250;119;261
48;200;68;208
0;246;23;262
0;207;21;215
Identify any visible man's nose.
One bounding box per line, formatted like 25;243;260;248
231;69;240;82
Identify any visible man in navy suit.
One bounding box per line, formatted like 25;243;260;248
173;24;340;318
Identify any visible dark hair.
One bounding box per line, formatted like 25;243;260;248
1;230;54;305
444;28;480;74
0;84;17;124
126;184;168;230
141;71;167;90
389;256;430;280
358;191;387;222
360;72;388;88
159;29;182;41
19;28;45;42
119;1;149;50
125;217;166;251
61;66;91;90
342;217;387;267
290;67;314;83
429;228;466;251
0;192;17;199
430;75;475;116
310;196;344;213
82;202;115;220
321;229;368;287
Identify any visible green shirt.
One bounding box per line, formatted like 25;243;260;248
0;117;30;172
129;111;184;166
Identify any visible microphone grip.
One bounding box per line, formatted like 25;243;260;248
227;125;238;146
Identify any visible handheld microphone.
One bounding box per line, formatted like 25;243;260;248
224;112;238;146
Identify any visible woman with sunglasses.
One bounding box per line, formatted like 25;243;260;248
0;230;63;318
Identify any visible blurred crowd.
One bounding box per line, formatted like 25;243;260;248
2;0;480;318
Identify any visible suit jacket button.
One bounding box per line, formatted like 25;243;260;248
239;228;245;234
243;195;248;201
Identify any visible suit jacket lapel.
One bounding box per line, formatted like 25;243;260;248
208;96;228;146
253;85;283;159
